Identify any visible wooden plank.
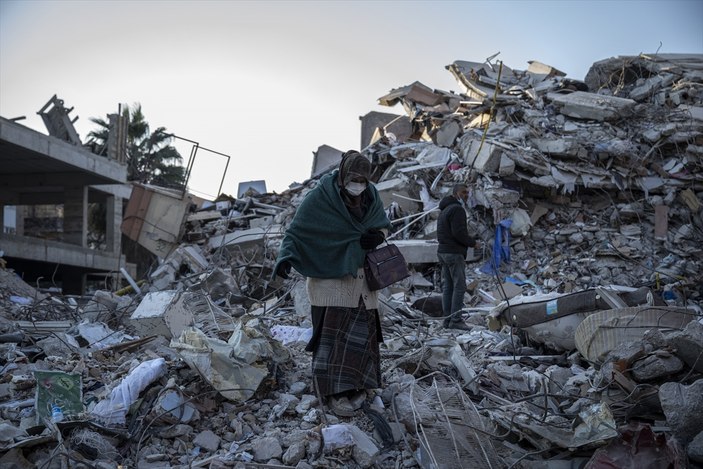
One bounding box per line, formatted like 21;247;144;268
654;205;668;240
121;184;151;241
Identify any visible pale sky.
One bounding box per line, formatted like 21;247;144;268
1;0;702;198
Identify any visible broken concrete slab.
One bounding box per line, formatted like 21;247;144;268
659;379;703;444
664;319;703;372
434;119;462;147
629;74;676;101
688;430;703;464
374;177;421;215
458;134;502;173
207;225;284;252
193;429;221;453
322;424;379;468
532;138;587;159
378;81;445;108
130;290;194;339
311;144;343;179
549;91;636;121
631;352;684;381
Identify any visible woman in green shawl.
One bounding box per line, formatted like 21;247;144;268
274;150;392;417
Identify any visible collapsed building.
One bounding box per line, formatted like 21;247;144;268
0;53;702;468
0;96;132;294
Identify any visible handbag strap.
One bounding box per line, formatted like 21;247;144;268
367;230;390;252
371;238;389;252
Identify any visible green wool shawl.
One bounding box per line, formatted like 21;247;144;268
274;170;392;279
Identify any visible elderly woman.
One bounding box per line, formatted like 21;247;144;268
273;150;391;416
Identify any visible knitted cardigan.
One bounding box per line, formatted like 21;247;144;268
306;267;380;309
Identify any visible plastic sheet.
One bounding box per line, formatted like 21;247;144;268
170;327;267;403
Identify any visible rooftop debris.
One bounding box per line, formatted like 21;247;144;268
1;52;702;468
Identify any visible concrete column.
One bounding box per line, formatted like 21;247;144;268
105;195;123;253
64;187;88;247
15;206;24;235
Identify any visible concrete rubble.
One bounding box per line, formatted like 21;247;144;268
0;52;702;468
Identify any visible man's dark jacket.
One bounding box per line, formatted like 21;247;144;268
437;195;475;257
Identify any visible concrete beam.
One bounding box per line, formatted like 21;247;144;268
0;117;127;184
0;190;64;206
106;195;122;253
90;183;133;199
549;91;635;122
0;233;126;272
0;171;111;190
1;187;130;210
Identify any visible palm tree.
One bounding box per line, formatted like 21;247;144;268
87;104;185;188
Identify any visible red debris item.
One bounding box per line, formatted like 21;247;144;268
585;422;687;469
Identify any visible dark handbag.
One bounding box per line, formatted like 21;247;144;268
364;242;410;291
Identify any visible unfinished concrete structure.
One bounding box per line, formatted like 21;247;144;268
0;98;129;294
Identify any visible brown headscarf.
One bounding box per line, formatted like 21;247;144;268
337;150;371;187
337;150;372;220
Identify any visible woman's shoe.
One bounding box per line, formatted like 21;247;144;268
328;395;356;417
349;390;367;411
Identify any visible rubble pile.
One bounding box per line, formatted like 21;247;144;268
370;53;703;296
1;53;702;468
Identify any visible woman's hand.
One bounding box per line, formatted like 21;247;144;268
275;261;291;279
360;229;385;250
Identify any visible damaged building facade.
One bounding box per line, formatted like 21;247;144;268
0;96;131;294
0;53;702;468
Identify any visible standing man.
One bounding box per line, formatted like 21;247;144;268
437;183;478;330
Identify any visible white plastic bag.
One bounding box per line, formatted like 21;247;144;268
91;357;166;426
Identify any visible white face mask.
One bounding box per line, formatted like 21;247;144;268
345;181;367;196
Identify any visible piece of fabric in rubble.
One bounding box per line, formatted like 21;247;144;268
91;358;166;426
274;169;391;279
170;327;268;403
481;219;512;274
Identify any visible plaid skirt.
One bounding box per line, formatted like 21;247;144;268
306;300;383;397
